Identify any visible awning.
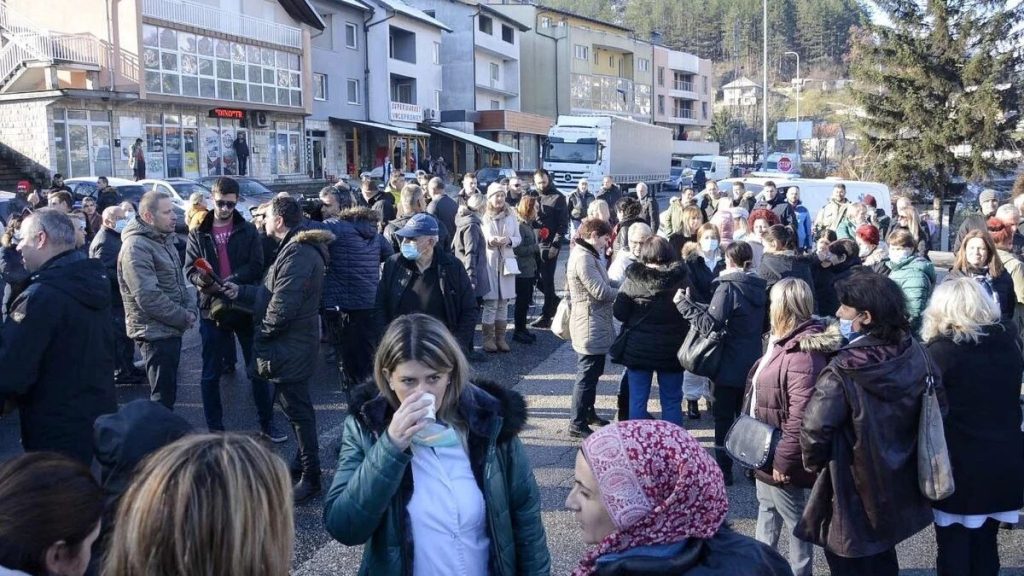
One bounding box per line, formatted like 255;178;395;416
426;126;520;154
334;119;429;137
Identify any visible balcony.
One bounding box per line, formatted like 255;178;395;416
672;108;696;120
673;80;693;92
141;0;302;49
390;101;423;123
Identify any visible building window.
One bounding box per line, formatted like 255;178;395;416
435;90;441;111
702;101;708;119
608;55;614;67
703;75;708;94
433;42;440;65
657;95;664;115
345;22;358;49
479;15;493;35
313;73;327;100
574;44;588;60
658;66;664;86
540;16;551;28
347;78;360;104
502;24;514;44
490;100;500;110
490;62;500;82
638;58;649;72
142;24;301;107
272;121;301;175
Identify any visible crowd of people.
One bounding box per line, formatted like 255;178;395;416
0;167;1023;576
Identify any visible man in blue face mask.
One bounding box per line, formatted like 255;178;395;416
90;205;145;385
376;213;478;355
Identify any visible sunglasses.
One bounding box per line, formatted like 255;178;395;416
216;200;237;208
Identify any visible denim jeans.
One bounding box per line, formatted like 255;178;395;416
570;353;605;429
755;480;814;576
199;318;273;431
137;336;181;409
626;369;684;426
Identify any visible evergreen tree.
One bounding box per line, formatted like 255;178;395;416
850;0;1022;199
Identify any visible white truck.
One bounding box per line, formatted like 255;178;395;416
683;155;733;183
542;115;672;193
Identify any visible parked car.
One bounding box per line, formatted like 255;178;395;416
140;178;258;221
65;177;147;205
358;166;417;184
195;176;276;202
476;167;518;190
0;191;18;228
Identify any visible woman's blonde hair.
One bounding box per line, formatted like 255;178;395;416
104;434;294;576
680;205;703;236
587;199;610;222
921;277;1001;344
901;204;924;245
769;277;815;338
374;313;469;429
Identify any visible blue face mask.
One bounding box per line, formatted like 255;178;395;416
400;242;420;260
113;218;129;233
839;314;861;340
412;422;461;448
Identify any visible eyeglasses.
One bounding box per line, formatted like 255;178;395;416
216;201;237;208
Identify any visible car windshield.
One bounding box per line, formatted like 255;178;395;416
117;185;148;203
172;182;211;198
240;180;273;198
690;160;713;170
543;142;599;163
477;169;499;180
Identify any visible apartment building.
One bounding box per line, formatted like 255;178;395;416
0;0;324;183
652;44;716;156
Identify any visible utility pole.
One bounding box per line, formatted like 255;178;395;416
762;0;769;171
784;51;800;161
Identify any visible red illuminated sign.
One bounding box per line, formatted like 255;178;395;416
209;108;245;120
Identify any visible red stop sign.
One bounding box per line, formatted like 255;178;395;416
778;156;793;172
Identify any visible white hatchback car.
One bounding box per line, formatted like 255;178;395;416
139;178;256;221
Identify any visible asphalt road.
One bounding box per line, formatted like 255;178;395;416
2;232;1023;575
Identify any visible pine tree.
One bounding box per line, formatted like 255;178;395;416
851;0;1022;201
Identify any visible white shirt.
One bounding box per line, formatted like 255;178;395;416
407;443;490;576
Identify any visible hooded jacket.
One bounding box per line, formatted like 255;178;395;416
676;270;768;388
811;256;862;317
245;226;333;384
118;216;194;341
453;209;491;298
881;255;935;332
748;319;842;488
323;380;550;576
357;190;398;231
612;262;690;371
759;252;815;298
681;244;725;305
184;210;264;316
0;250;117;463
797;334;936;557
313;208;393;311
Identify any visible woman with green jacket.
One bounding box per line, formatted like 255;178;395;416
322;313;550;576
876;228;935;333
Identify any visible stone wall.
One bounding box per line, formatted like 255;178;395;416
0;99;55;190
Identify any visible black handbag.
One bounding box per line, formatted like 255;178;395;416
676;316;727;378
725;356;786;472
609;306;655;364
209;296;253;332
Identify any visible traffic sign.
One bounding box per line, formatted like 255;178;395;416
778;156;793;172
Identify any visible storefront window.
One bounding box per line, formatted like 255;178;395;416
52;108;112;178
53;117;68;177
202;116;242;176
272;121;301;175
142;24;302;106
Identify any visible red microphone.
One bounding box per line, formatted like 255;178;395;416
194;258;224;288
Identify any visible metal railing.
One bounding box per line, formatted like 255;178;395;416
0;40;29;86
672;108;696;119
673;80;694;92
142;0;302;49
0;1;101;67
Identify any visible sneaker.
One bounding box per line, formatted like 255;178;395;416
529;316;552;329
261;425;288;444
568;425;594;439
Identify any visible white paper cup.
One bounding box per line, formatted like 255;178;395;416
421;392;436;423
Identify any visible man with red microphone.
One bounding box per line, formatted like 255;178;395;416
184;177;284;442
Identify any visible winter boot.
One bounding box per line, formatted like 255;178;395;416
482;324;498;353
494;321;511;352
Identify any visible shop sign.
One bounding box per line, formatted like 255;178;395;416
209;108;246;120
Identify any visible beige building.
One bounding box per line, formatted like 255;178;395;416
651;43;715;156
0;0;323;186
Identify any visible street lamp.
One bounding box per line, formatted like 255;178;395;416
784;51;801;162
762;0;768;171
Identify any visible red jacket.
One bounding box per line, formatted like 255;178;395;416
746;318;842;488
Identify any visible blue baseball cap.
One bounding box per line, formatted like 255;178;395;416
395;213;439;238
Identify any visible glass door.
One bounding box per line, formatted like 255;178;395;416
165;126;182;177
91;124;113;177
68;124;91;177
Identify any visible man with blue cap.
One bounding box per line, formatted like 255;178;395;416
376;213;478;353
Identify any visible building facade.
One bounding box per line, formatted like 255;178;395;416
652;44;716;156
0;0;324;184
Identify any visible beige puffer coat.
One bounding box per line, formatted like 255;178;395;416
566;239;617;355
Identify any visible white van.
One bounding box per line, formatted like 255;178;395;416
685;155;733;182
717;176;892;223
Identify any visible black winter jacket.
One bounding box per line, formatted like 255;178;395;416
594;526;793;576
89;226;124;308
567;189;595;221
0;250;117;463
536;183;569;246
426;194;458;245
184;210;264;315
614;217;646;253
797;335;936;557
0;245;27;314
676;270;767;388
759;252;815;296
242;226;333;384
637;194;659;233
946;267;1016;321
383;213;449;255
927;323;1024;516
811;256;862;317
612;263;690;371
377;251;478;352
681;249;725;304
357;191;397;231
313;208;393;311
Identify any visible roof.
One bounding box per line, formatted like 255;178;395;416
425;126;520;154
373;0;453;31
279;0;327;30
342;119;431;137
477;3;530;31
722;77;760;90
530;3;632;33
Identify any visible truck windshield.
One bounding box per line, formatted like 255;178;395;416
690;160;713;170
544;142;598;163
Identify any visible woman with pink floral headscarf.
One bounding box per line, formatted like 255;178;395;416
566;420;793;576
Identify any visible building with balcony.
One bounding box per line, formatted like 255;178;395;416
652;44;717;156
488;3;653;123
0;0;325;186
